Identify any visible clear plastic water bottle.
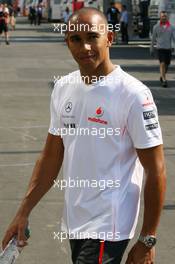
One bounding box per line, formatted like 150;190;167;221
0;227;30;264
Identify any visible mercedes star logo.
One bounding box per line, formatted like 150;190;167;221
65;102;72;113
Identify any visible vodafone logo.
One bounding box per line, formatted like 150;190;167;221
96;107;104;117
88;106;108;125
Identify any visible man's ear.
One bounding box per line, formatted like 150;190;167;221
107;31;114;47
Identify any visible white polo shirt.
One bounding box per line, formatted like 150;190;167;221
49;66;163;241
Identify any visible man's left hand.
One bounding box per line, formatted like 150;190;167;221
125;241;155;264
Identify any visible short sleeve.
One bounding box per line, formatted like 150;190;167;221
127;89;163;149
48;86;61;136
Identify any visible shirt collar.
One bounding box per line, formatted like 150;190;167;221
160;20;170;27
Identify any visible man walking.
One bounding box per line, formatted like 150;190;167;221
0;3;10;45
120;5;129;44
29;4;37;26
150;11;175;87
36;4;42;26
107;1;120;43
2;7;166;264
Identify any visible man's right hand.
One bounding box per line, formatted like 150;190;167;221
2;215;29;251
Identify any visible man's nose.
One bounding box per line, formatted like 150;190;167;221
83;43;91;51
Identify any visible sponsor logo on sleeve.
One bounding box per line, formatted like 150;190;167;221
145;123;158;131
143;110;156;120
142;90;154;107
64;123;76;128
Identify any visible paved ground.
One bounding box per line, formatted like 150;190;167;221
0;17;175;264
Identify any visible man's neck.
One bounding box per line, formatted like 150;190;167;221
79;61;115;85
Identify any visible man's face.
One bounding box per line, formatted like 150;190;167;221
66;14;113;70
160;12;168;23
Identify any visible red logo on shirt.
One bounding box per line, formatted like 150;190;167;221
142;91;154;107
88;107;108;125
96;107;104;117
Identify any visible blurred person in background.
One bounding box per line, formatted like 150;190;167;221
29;4;37;25
63;6;70;24
9;5;16;30
3;3;9;15
36;4;42;26
120;4;129;44
17;6;20;16
0;3;10;45
107;1;120;43
150;11;175;88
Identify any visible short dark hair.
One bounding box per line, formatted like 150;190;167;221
110;1;115;5
67;7;108;26
160;10;167;14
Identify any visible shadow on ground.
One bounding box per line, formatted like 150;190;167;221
9;35;64;43
110;46;175;60
110;46;151;60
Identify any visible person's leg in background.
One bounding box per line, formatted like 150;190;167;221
34;15;37;26
30;15;33;25
112;23;117;43
158;49;168;87
165;49;172;75
159;49;172;87
121;22;125;43
160;62;166;84
121;22;128;44
0;26;3;44
0;22;9;45
38;14;42;25
124;23;128;44
4;32;9;45
4;24;9;45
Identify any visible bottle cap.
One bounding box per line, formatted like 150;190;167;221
25;227;30;239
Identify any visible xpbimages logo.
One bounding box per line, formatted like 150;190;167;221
53;22;121;35
53;74;115;86
49;126;121;138
53;229;121;242
53;177;121;191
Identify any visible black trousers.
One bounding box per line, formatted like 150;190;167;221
157;49;172;66
70;239;129;264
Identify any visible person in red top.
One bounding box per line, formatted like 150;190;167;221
150;11;175;87
0;3;10;45
72;0;84;12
